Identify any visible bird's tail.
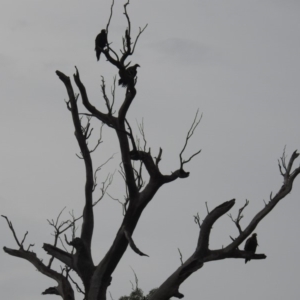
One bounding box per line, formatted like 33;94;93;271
96;50;101;61
118;79;126;87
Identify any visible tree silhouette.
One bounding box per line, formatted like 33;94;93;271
3;2;300;300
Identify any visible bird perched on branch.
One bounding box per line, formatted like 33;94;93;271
95;29;108;61
244;233;258;263
118;64;140;87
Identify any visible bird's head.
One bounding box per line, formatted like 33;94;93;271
135;64;141;68
252;233;257;237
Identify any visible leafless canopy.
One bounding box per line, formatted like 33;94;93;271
3;2;300;300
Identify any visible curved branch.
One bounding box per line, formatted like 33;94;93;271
72;67;115;126
118;86;136;122
196;199;236;255
124;227;149;257
106;0;114;33
161;169;190;184
224;150;300;253
102;48;122;68
3;247;74;300
56;70;95;253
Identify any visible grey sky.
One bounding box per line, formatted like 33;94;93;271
1;1;300;299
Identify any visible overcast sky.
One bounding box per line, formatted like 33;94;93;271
1;1;300;299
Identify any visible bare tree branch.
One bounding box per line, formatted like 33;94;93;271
150;149;300;300
178;248;183;266
228;199;249;235
92;153;115;192
179;110;202;169
93;172;115;206
68;272;86;296
101;77;115;115
4;2;299;300
2;215;25;249
131;24;148;54
224;150;300;253
193;212;201;229
2;216;75;300
124;227;149;257
196;199;236;255
106;0;115;34
3;247;75;300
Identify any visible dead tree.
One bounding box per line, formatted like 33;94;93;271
3;2;300;300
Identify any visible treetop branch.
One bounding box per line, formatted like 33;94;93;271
224;150;300;253
72;67;115;126
106;0;115;34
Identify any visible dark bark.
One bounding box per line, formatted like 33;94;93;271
2;2;300;300
149;151;300;300
3;246;75;300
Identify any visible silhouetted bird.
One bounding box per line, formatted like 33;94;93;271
118;64;140;87
95;29;108;61
244;233;258;263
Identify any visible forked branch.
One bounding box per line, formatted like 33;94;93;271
2;215;28;249
120;0;147;65
150;150;300;300
2;216;74;299
179;110;202;169
224;150;300;253
131;24;148;54
4;246;75;300
196;199;236;255
228;199;249;235
101;77;116;115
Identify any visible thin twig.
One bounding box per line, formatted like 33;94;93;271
109;292;115;300
106;0;115;33
111;76;116;112
107;192;127;215
93;172;115;206
205;202;209;214
193;212;201;229
2;215;23;248
68;273;85;295
179;110;202;169
178;248;183;265
101;77;113;114
92;152;115;191
131;24;148;54
228;199;249;234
